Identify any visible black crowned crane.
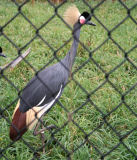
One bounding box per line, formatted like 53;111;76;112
10;5;96;152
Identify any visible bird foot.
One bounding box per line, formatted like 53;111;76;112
33;122;57;153
46;124;57;130
33;122;57;136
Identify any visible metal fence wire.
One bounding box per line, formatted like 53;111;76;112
0;0;137;159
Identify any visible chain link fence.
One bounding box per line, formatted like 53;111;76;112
0;0;137;159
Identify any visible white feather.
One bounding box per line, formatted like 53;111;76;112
26;85;63;130
38;84;63;117
37;95;46;106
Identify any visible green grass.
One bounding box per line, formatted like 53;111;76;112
0;0;137;159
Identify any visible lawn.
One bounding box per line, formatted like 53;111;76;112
0;0;137;160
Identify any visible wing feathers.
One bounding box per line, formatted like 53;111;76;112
10;101;27;141
10;84;63;138
26;84;63;129
37;95;46;106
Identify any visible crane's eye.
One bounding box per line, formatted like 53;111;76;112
79;16;86;24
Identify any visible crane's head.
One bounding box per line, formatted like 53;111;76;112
64;5;96;27
79;12;96;26
0;47;6;57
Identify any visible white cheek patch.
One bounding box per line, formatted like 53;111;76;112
80;16;85;24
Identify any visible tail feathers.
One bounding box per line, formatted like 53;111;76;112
10;107;27;141
10;100;43;141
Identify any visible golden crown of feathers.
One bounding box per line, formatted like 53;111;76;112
64;5;81;26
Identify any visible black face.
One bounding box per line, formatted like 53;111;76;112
79;11;96;26
81;12;91;21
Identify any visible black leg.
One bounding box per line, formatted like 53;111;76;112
33;116;57;153
33;118;46;153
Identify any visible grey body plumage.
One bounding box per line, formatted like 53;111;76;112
10;5;96;148
19;8;96;114
19;23;81;113
19;7;95;112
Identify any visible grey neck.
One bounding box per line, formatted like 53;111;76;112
61;22;81;72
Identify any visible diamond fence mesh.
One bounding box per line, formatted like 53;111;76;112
0;0;137;159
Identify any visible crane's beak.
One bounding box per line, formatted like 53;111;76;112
86;21;96;26
0;53;6;58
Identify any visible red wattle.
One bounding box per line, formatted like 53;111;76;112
80;19;85;24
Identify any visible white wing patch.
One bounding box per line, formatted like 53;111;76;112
26;85;63;130
37;84;63;117
37;95;46;106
